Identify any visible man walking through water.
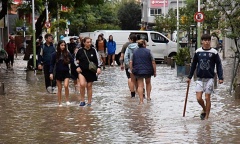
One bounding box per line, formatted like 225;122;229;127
38;34;56;93
186;34;223;120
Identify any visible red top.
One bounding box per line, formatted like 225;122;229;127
5;41;16;56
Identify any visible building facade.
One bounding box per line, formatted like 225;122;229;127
141;0;186;27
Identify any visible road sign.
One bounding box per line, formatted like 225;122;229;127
194;12;204;22
16;27;23;31
16;26;28;32
45;21;51;28
65;28;69;35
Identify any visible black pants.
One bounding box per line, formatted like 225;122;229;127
6;55;14;67
43;64;56;89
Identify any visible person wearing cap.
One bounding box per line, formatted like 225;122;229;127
5;36;16;69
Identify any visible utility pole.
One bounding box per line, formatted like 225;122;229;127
32;0;36;69
177;0;180;51
66;19;68;37
163;0;166;18
197;0;201;48
45;0;49;33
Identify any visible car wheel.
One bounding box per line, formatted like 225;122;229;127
168;52;176;58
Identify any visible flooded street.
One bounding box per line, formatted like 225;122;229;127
0;55;240;143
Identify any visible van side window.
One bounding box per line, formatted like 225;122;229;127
151;33;166;43
131;33;148;42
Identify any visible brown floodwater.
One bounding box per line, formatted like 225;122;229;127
0;56;239;143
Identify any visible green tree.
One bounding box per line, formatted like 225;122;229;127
117;1;141;30
210;0;240;93
154;9;177;40
154;15;165;33
179;0;196;31
11;0;104;38
165;9;177;39
57;2;120;34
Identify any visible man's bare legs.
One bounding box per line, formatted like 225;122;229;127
205;93;211;119
196;92;212;119
130;73;137;97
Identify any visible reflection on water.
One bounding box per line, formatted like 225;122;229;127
0;57;240;143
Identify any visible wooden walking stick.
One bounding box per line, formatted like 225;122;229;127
183;81;190;117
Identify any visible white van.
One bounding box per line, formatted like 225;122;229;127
80;30;178;64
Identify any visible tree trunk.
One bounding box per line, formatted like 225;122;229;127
35;9;46;39
24;9;46;60
235;65;240;99
0;0;8;20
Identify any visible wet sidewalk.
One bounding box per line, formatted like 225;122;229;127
0;55;240;143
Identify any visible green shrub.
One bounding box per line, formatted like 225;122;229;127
174;47;191;66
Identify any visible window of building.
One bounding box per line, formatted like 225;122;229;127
150;8;162;16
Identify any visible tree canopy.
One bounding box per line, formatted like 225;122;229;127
117;1;141;30
154;8;177;39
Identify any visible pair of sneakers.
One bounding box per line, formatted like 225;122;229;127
79;102;91;107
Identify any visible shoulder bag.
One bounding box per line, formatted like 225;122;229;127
83;50;97;73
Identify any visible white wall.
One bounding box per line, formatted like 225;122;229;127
224;37;237;58
141;0;186;24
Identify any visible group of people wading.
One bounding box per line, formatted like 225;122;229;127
37;33;223;120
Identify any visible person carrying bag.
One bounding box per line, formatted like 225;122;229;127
76;37;101;107
83;50;97;73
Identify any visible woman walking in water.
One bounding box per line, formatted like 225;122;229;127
130;40;156;104
50;40;73;107
76;37;101;106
